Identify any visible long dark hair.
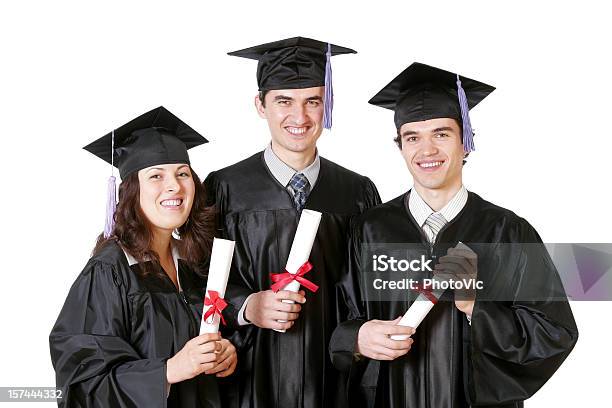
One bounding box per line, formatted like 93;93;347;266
93;167;215;278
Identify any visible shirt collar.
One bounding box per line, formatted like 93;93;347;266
122;243;182;266
263;143;320;188
122;242;184;290
408;185;468;227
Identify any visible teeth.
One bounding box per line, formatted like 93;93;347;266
161;199;182;207
420;161;443;168
286;127;307;135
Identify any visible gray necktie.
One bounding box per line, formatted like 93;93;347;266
289;173;310;211
424;212;447;243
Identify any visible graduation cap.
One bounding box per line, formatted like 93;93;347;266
369;62;495;152
83;106;207;237
228;36;357;129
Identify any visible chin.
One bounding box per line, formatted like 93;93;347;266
289;143;312;153
413;178;444;191
156;217;189;232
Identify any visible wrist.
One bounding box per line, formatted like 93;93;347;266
356;323;369;355
166;357;178;384
244;300;253;323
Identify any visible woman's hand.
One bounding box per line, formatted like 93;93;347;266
204;338;237;377
166;333;222;384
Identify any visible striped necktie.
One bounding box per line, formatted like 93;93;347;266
289;173;310;212
424;212;447;243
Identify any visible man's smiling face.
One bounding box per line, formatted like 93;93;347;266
256;86;324;157
399;117;465;194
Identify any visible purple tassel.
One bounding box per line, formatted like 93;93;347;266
104;129;117;238
323;43;333;130
104;175;117;238
456;74;475;152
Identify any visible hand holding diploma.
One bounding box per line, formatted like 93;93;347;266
166;333;223;384
203;338;238;378
269;209;322;332
356;317;415;360
245;289;306;331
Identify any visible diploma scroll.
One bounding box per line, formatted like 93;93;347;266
199;238;235;335
274;209;322;332
390;287;445;340
391;242;474;340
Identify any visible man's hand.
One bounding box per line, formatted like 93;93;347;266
245;289;306;331
356;317;415;360
435;243;478;317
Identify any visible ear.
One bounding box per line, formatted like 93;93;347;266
254;94;266;119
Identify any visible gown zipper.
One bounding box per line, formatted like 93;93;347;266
163;265;198;338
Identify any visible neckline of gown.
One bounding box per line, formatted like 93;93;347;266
257;150;327;211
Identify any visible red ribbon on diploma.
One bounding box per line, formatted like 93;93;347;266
270;261;319;293
413;283;438;304
203;290;227;325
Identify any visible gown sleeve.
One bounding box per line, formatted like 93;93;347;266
329;179;383;406
49;260;169;408
330;218;366;371
329;175;382;371
465;219;579;406
330;217;380;406
203;171;255;349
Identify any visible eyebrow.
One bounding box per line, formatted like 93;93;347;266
273;95;323;102
432;127;455;133
145;164;189;173
402;126;456;137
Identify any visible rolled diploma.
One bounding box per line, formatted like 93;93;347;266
391;242;473;340
390;287;445;340
275;209;322;332
199;238;235;335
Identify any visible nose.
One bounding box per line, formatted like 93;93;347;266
421;138;438;156
164;175;180;192
291;104;307;125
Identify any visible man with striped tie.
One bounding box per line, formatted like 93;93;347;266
329;63;578;408
204;37;381;408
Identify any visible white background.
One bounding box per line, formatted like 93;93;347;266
1;0;610;406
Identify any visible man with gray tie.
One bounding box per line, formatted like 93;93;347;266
204;37;380;408
329;62;578;408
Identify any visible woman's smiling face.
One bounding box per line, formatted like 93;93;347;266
137;163;195;233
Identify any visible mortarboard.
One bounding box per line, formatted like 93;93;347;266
228;36;356;129
83;106;207;237
84;106;207;179
369;62;495;152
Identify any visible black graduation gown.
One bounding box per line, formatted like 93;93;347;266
204;152;381;408
49;241;222;408
329;191;578;408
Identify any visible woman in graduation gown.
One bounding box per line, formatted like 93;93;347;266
49;107;237;407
